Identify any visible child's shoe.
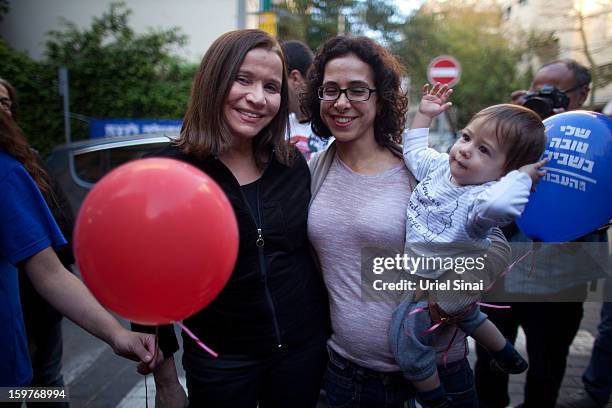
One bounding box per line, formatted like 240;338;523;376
489;340;528;374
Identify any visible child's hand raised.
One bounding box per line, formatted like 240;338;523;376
419;83;453;118
519;158;549;192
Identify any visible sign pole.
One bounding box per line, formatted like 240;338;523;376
58;67;71;144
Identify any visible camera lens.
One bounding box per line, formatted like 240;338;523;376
523;97;554;119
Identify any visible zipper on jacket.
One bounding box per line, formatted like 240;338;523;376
239;183;283;349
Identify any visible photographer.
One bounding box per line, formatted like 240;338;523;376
474;59;609;408
511;59;590;118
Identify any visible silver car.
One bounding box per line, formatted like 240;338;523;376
45;133;177;216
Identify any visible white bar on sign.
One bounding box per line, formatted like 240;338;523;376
430;68;459;77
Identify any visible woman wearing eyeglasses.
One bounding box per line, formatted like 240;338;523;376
302;36;511;407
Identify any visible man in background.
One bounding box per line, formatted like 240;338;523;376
281;40;330;160
474;59;609;408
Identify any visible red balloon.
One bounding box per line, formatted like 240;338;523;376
74;158;238;325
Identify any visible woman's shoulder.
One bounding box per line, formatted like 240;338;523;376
0;151;26;183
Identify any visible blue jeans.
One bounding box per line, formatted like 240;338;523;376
324;347;477;408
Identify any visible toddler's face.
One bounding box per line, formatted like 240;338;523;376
449;117;507;186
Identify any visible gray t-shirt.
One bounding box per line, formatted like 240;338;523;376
308;155;413;371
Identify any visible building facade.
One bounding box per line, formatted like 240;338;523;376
500;0;612;108
0;0;261;62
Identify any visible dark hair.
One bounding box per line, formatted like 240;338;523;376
302;36;408;145
178;29;292;168
281;40;313;76
468;104;546;172
0;78;19;120
0;110;51;195
541;59;591;88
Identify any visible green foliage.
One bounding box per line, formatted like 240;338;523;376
276;0;401;50
393;1;530;129
0;1;196;154
0;40;63;154
277;0;353;50
44;2;196;141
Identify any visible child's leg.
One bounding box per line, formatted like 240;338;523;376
471;318;507;351
389;299;438;382
389;299;451;407
456;305;528;375
470;317;528;375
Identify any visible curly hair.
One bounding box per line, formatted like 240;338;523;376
302;36;408;145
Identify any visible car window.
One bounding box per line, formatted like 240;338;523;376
74;141;169;184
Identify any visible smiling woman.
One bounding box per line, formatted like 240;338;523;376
134;29;330;408
301;36;515;408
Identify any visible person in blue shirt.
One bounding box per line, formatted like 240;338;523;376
0;110;158;387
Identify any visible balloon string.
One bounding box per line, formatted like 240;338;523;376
177;321;218;358
478;302;511;309
483;248;534;292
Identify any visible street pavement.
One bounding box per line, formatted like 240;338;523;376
61;294;610;407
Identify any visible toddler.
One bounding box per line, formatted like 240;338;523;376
389;83;548;408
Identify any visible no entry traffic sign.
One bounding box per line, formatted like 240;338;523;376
427;55;461;87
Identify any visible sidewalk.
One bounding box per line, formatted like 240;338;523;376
464;299;611;408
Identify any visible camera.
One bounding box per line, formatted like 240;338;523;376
522;85;570;119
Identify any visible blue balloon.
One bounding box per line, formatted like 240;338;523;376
517;111;612;242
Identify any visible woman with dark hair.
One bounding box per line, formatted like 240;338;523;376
0;76;75;406
141;29;329;408
0;110;157;387
303;36;511;407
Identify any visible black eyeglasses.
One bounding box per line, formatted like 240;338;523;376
0;97;11;110
317;86;376;102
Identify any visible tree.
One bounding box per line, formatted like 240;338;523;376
394;1;527;129
0;40;62;154
572;0;612;106
276;0;401;50
44;1;196;140
517;0;611;107
1;2;197;153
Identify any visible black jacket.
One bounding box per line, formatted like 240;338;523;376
137;145;329;356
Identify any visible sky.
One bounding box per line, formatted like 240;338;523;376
395;0;425;16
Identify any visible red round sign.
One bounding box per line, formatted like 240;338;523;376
427;55;461;87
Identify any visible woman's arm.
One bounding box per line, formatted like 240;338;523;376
24;246;156;364
144;355;188;408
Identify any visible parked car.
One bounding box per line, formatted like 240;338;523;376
45;133;177;217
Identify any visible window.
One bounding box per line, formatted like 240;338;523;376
74;141;169;184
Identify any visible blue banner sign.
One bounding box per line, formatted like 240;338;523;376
89;119;182;138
